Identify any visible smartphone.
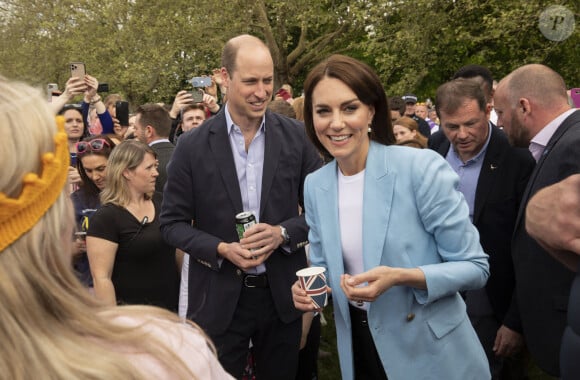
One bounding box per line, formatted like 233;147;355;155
97;83;109;93
571;88;580;108
47;83;59;102
70;152;77;167
115;101;130;126
69;62;86;78
191;76;212;88
190;89;204;103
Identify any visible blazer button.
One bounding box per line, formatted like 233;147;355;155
406;313;415;322
236;269;242;276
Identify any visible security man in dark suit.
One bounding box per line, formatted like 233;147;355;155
133;103;174;194
430;78;535;379
160;35;322;379
495;64;580;378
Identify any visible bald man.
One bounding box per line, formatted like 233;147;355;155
495;64;580;377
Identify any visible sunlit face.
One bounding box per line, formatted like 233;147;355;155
494;86;530;148
393;124;417;142
80;154;108;190
312;77;374;175
404;102;416;117
415;104;428;120
223;44;274;128
125;153;158;195
182;109;206;132
440;98;490;162
63;109;84;140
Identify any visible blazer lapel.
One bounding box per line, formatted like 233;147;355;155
473;126;502;224
515;110;580;227
314;162;349;318
363;143;394;270
260;112;280;218
208;114;244;213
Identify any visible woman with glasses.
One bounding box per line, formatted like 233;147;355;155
71;135;116;287
86;140;179;311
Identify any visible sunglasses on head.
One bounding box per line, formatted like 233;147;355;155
76;139;110;155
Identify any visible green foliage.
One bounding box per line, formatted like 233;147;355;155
1;0;578;106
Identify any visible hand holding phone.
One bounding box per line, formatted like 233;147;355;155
191;76;212;88
69;62;86;79
115;101;130;126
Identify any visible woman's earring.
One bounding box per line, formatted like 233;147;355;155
368;124;372;133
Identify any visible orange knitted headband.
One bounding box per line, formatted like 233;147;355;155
0;116;70;251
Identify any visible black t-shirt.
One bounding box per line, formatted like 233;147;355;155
88;194;178;311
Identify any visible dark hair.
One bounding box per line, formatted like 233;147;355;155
267;99;296;119
60;104;89;139
388;97;406;117
76;135;116;207
303;54;395;160
435;79;487;119
452;64;494;102
135;103;171;138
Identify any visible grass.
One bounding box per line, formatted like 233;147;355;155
317;304;341;379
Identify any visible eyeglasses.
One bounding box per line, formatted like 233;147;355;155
76;139;110;155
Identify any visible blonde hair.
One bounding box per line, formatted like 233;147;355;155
100;140;155;207
0;77;208;379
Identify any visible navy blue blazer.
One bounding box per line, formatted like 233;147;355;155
429;126;535;322
507;109;580;376
160;109;321;335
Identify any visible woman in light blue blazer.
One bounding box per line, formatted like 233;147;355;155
292;55;491;380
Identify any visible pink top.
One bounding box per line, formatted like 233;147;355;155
113;315;234;379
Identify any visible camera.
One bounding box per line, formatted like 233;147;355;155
191;76;212;88
189;89;204;103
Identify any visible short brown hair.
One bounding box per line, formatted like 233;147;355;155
435;79;486;119
135;103;171;138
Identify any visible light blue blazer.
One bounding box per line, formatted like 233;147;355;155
304;142;491;380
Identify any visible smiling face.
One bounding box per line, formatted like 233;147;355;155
124;152;158;195
222;43;274;129
80;154;108;190
312;77;374;175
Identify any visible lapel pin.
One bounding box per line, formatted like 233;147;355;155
490;164;498;170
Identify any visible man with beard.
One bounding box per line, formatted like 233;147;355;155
495;64;580;378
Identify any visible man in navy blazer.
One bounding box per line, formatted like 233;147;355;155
430;78;535;378
160;35;321;379
495;64;580;377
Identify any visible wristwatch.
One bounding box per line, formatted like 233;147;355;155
280;225;290;245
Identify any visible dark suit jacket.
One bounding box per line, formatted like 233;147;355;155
160;109;322;335
429;126;535;322
150;140;174;194
504;109;580;376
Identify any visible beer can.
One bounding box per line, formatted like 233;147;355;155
236;211;256;240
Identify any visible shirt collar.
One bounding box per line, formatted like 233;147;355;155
224;103;266;134
529;108;576;155
149;138;170;146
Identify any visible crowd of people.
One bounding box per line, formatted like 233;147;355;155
1;33;579;380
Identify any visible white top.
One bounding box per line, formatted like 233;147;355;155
112;314;234;379
338;168;367;310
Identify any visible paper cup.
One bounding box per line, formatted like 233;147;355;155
296;266;328;309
